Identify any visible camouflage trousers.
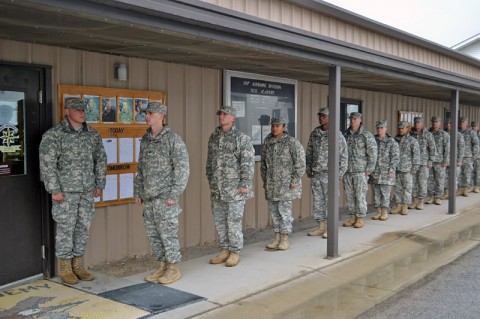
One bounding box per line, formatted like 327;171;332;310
311;172;328;221
51;191;95;259
412;165;429;199
344;172;368;217
473;158;480;185
143;197;182;264
212;200;245;253
459;157;474;187
394;172;413;205
427;163;445;198
444;166;460;191
268;200;293;235
372;184;393;208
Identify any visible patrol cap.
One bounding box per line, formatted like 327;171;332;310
397;121;409;129
459;116;468;122
317;107;329;115
216;105;237;117
414;116;423;122
65;98;86;111
144;102;167;115
349;112;362;119
375;120;387;128
270;116;287;125
471;121;478;126
431;116;441;122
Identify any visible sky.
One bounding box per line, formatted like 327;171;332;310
323;0;480;48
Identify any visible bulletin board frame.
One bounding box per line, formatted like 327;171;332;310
58;84;166;207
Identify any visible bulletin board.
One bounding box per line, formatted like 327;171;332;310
57;84;166;207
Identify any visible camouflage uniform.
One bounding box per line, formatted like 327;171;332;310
410;128;438;200
261;132;305;234
39;117;107;259
459;127;479;188
372;133;400;209
428;127;450;199
474;129;480;186
444;132;464;192
344;124;378;218
134;126;189;264
206;126;254;253
394;132;420;205
306;126;348;221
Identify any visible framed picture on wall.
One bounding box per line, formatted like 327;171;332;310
101;97;117;123
83;95;100;123
134;98;148;123
118;97;134;123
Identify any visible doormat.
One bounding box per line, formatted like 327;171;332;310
99;282;205;314
0;279;149;319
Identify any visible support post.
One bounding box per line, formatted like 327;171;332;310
448;90;459;214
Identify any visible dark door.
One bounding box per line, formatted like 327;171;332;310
0;63;52;286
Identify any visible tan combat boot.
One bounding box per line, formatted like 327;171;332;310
210;249;230;264
379;207;388;221
322;229;328;239
59;259;79;285
158;264;181;285
266;233;281;249
372;208;382;220
456;187;463;196
390;204;402;215
354;217;364;228
278;234;289;250
408;198;418;209
401;204;409;215
434;198;442;205
462;187;469;197
416;199;424;210
343;215;357;227
225;252;240;267
144;261;167;282
308;220;326;236
440;189;449;200
474;186;480;193
72;256;94;281
425;197;434;204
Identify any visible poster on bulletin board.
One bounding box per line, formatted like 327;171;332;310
58;84;166;207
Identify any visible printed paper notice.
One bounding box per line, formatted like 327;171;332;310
119;173;134;199
135;138;143;162
232;101;245;118
119;138;134;163
103;175;118;201
252;125;262;145
102;138;118;164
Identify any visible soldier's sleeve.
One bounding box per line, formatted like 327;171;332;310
205;134;213;184
412;139;421;172
365;132;378;174
339;134;348;177
390;139;400;175
290;138;306;185
443;133;450;166
93;131;107;189
471;130;479;159
427;133;438;165
168;134;190;199
39;130;61;194
305;133;314;176
260;141;267;184
239;134;255;190
458;134;465;163
134;137;145;198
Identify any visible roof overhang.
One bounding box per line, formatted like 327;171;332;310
1;0;480;105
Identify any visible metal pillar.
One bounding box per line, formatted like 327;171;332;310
448;90;459;214
327;65;341;259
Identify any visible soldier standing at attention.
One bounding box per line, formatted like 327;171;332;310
426;116;450;205
470;121;480;193
343;112;377;229
261;117;305;250
39;97;107;285
409;117;438;210
457;116;479;197
206;106;254;267
305;107;348;238
134;102;189;285
391;121;420;215
371;120;399;221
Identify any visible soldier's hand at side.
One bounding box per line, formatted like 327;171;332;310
307;173;313;178
289;183;296;189
441;163;448;168
388;173;394;178
457;162;463;167
165;199;176;206
93;188;102;198
135;197;143;205
427;163;433;169
238;187;249;194
52;192;64;204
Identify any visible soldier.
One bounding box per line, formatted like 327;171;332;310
306;107;348;238
471;121;480;193
134;102;189;285
409;117;438;210
261;117;305;250
441;119;464;200
206;106;254;267
371;120;399;221
426;116;449;205
457;116;479;196
391;121;420;215
39;97;107;285
343;112;377;229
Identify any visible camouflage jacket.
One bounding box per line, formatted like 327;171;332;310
39;117;107;194
344;125;378;174
371;134;400;185
457;133;465;163
410;128;439;165
429;128;450;165
261;133;305;201
305;126;348;177
206;126;255;202
459;129;479;159
134;126;189;201
394;134;420;173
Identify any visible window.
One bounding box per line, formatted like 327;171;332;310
340;99;362;131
